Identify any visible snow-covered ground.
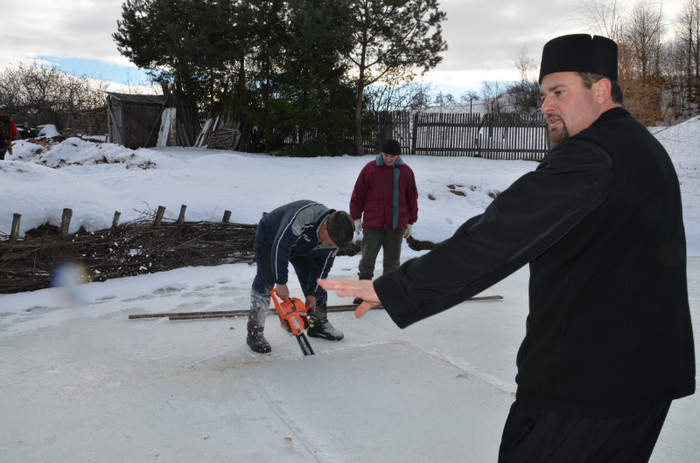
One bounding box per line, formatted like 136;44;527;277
1;117;699;462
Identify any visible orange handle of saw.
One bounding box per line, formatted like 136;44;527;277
270;289;308;335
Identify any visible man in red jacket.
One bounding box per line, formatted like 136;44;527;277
350;139;418;290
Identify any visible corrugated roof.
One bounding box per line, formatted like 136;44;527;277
105;92;166;105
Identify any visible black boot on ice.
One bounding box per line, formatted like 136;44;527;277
246;321;271;354
247;331;271;353
307;316;344;341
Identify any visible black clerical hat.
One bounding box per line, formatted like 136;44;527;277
539;34;617;83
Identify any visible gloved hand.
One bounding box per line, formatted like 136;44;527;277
403;224;412;239
354;219;362;235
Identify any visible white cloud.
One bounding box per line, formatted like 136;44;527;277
2;1;126;66
0;0;687;95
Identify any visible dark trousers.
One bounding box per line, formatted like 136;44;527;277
249;245;327;331
358;228;404;280
498;400;671;463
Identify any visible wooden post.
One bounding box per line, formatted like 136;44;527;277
154;206;166;226
60;208;72;234
412;112;418;155
222;210;231;223
112;211;121;228
10;213;21;243
177;204;187;224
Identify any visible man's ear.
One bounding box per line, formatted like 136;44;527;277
593;78;612;104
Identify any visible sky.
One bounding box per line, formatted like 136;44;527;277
1;0;687;97
0;119;698;461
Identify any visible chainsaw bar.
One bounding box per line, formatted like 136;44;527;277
270;289;315;356
296;333;314;356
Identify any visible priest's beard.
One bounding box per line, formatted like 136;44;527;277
548;124;570;144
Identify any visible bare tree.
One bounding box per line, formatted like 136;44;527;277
660;39;689;119
510;46;540;113
674;0;700;112
514;45;538;83
481;80;504;113
581;0;672;123
625;2;664;77
0;62;107;130
433;91;456;107
581;0;627;42
459;91;480;114
364;82;433;112
623;1;666;124
581;0;632;94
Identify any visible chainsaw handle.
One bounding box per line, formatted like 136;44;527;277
272;284;289;301
269;290;314;355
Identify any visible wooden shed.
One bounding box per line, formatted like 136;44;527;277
106;92;170;149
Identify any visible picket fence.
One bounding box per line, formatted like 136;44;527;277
364;111;549;161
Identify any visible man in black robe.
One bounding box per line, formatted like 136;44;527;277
320;34;695;462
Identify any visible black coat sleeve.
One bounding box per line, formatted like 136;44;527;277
375;140;615;328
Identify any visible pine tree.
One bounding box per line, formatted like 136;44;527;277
278;0;356;154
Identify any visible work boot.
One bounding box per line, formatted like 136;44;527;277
246;319;271;354
247;331;271;353
307;316;344;341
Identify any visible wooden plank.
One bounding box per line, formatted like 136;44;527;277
129;306;372;320
128;295;503;321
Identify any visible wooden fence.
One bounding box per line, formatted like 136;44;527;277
0;204;363;294
0;205;256;294
365;111;549;161
362;111;413;154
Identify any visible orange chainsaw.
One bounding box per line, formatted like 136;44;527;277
270;289;314;356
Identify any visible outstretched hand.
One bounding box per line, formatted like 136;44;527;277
317;279;380;318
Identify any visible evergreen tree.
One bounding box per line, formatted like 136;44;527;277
237;0;289;151
113;0;256;109
112;0;447;153
278;0;356;154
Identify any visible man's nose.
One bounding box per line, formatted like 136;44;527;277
540;96;554;113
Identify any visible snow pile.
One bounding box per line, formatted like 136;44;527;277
11;136;157;169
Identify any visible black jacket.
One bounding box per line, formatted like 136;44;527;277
375;107;695;417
